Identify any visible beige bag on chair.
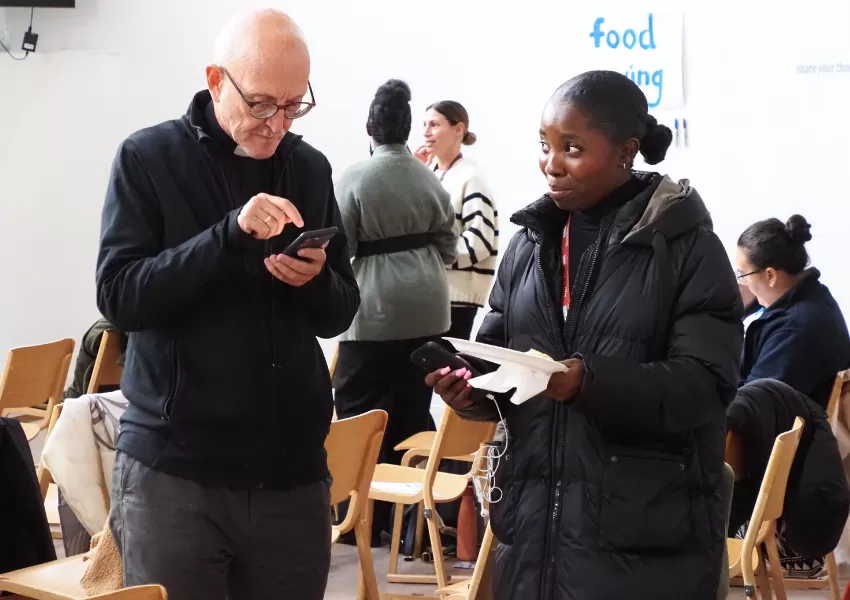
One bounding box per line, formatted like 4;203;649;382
80;524;124;596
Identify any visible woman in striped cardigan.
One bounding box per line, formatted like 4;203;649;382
415;101;499;339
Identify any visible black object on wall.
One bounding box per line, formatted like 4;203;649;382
0;1;75;7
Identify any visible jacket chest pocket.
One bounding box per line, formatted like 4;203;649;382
598;448;692;551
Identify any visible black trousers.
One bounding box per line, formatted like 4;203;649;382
447;305;479;341
333;337;436;537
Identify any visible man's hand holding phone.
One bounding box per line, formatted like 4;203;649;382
237;193;304;240
265;245;327;287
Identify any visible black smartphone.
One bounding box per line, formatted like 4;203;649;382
282;227;339;257
410;341;479;376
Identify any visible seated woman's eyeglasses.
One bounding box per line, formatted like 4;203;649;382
736;269;761;280
219;66;316;120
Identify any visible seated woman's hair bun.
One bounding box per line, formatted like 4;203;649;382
785;214;812;245
639;115;673;165
462;130;477;146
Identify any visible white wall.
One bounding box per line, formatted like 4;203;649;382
1;0;849;361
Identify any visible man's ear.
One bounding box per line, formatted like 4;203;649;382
206;65;224;101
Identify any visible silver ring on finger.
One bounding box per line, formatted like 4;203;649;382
263;215;272;224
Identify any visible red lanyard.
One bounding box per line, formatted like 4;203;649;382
562;215;572;320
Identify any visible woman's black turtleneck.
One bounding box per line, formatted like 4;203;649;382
203;100;278;210
567;175;649;289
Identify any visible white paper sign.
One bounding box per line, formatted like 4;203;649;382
564;12;684;110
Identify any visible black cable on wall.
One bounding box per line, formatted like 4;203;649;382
0;7;35;61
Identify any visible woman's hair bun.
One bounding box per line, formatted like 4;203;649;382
368;79;412;145
462;130;477;146
785;214;812;245
639;115;673;165
376;79;411;103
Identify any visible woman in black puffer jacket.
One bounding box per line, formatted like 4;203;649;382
426;71;744;600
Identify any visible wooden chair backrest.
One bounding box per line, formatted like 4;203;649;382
433;407;497;462
326;409;388;531
825;371;848;428
421;408;497;505
37;402;63;500
90;585;167;599
87;330;124;394
755;417;805;524
0;338;74;414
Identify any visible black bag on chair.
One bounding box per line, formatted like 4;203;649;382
0;418;57;573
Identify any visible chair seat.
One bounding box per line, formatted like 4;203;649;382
369;463;469;504
0;555;87;600
727;538;759;577
437;577;472;595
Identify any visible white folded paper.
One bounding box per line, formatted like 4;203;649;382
468;362;565;405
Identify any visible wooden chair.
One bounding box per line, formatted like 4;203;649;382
37;402;64;500
369;407;496;590
0;554;90;599
0;559;164;600
326;409;388;600
87;331;124;394
727;417;805;600
36;402;65;538
0;338;74;441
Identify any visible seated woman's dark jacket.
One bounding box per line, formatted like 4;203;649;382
741;268;850;408
456;172;743;600
727;379;850;559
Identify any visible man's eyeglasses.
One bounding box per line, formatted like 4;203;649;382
219;66;316;120
736;269;761;280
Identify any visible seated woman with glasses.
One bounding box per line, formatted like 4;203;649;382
736;214;850;408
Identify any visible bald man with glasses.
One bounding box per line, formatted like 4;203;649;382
96;9;359;600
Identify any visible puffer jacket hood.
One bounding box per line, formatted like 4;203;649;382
622;175;712;245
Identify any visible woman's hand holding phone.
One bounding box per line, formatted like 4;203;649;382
425;367;476;410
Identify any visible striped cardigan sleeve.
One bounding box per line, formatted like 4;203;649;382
454;175;497;270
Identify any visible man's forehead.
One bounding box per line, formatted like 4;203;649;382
233;62;309;100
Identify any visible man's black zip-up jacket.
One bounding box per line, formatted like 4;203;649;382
96;90;359;490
